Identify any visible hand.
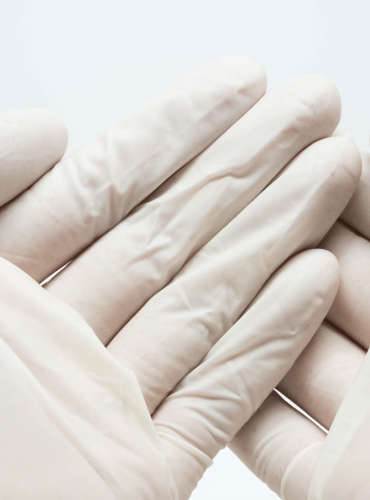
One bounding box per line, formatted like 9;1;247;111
229;149;370;499
0;57;361;498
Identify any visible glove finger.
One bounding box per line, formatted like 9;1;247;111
307;348;370;500
106;137;360;413
275;321;369;499
46;76;342;345
229;390;326;500
273;328;370;500
0;57;266;281
277;321;365;430
152;249;339;499
0;109;67;206
246;323;368;500
320;222;370;349
0;257;177;499
322;152;370;350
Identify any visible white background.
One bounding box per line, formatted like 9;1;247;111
2;1;369;499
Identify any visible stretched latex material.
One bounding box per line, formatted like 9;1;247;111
229;321;366;499
0;249;338;499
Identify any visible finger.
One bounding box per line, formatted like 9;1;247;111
320;153;370;351
0;57;266;281
308;348;370;500
341;149;370;239
152;250;339;499
320;222;370;349
228;390;326;500
277;321;365;430
239;332;369;500
0;257;177;499
107;137;360;413
246;317;366;498
274;321;368;499
0;109;67;206
46;76;343;344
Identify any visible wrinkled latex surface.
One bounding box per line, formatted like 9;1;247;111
44;75;342;345
0;57;266;282
0;250;338;499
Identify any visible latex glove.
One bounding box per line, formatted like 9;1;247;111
229;148;370;500
0;58;361;498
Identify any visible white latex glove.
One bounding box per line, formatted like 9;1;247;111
229;149;370;500
0;57;361;498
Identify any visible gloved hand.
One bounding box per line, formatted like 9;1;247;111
0;57;361;499
229;147;370;500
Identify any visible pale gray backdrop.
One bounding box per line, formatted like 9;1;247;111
1;1;369;498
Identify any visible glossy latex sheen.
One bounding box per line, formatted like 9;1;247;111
43;74;340;344
153;251;340;499
0;61;344;353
